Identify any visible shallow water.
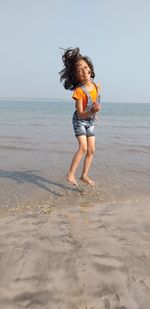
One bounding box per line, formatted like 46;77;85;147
0;100;149;209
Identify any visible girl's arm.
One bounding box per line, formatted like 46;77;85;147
75;99;100;119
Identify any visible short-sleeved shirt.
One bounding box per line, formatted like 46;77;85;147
72;83;98;111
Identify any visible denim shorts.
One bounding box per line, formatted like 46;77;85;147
72;112;95;137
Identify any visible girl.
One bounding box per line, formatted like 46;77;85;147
59;47;101;186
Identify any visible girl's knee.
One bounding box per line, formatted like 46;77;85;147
87;147;95;155
79;144;87;154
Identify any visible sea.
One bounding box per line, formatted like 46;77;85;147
0;99;150;210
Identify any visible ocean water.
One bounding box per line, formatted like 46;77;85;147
0;99;150;208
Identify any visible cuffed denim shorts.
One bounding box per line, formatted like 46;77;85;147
72;111;95;137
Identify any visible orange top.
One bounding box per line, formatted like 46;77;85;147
72;83;98;111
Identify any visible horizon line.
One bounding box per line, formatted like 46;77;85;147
0;97;149;104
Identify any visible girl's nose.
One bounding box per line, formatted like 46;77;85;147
83;68;89;74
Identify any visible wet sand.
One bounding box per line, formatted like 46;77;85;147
0;191;150;309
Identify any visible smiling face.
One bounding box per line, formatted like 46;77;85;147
75;59;91;84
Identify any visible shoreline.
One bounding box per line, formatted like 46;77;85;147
1;172;149;214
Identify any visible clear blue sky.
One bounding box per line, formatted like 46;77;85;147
0;0;150;102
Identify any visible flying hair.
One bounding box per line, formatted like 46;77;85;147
59;47;95;90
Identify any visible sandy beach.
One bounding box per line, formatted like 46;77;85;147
0;186;150;309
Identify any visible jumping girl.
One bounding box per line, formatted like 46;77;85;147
59;47;101;186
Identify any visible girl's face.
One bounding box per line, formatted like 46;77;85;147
75;60;91;84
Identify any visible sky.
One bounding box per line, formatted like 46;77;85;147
0;0;150;103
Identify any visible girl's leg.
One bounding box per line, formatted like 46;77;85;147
80;136;95;185
67;135;87;186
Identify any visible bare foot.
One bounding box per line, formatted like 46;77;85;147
80;175;95;186
66;174;78;186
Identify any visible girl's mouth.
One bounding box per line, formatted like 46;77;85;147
84;73;91;80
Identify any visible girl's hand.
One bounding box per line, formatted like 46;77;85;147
91;102;102;113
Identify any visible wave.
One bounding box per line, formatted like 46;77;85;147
0;145;37;151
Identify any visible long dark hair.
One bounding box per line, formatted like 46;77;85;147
59;47;95;90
